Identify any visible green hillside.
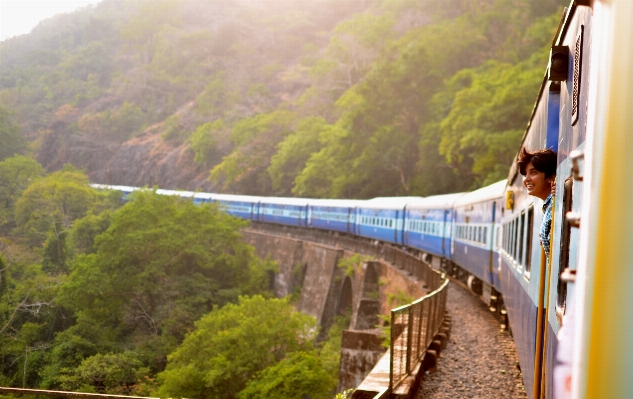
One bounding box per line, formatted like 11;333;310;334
1;0;563;197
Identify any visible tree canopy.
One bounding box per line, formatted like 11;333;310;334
158;295;323;399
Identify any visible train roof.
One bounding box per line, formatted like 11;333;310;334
193;192;214;200
155;189;195;198
453;180;507;206
212;194;263;203
357;196;423;210
405;193;467;210
308;199;365;208
259;197;312;206
90;184;139;193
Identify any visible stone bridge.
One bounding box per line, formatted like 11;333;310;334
243;223;441;392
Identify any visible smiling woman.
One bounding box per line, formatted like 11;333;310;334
0;0;100;41
517;148;557;201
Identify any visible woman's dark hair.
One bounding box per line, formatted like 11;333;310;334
517;147;557;178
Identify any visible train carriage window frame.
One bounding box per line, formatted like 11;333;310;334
571;26;584;126
524;205;535;280
556;177;575;324
518;210;526;268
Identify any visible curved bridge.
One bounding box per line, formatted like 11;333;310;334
244;222;449;398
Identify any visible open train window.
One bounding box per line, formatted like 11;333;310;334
525;206;534;277
556;177;574;322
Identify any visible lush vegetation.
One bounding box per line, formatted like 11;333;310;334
0;0;563;198
0;155;348;397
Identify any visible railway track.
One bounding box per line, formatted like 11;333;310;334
417;282;527;399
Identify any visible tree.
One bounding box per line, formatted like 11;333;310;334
209;111;297;195
158;295;317;399
188;119;232;167
267;116;328;195
0;106;26;161
237;352;335;399
14;165;111;247
54;352;149;394
437;55;545;186
0;156;44;228
56;192;273;376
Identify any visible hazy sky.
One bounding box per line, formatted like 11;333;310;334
0;0;101;41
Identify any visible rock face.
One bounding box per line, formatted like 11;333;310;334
36;112;219;191
95;132;216;191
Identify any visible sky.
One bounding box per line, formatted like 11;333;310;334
0;0;101;42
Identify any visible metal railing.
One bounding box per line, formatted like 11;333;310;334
389;276;449;390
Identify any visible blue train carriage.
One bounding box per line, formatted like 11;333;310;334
452;180;506;292
568;0;633;395
403;193;465;261
211;194;262;221
355;197;421;245
192;192;214;205
499;3;592;396
306;199;363;235
258;197;311;227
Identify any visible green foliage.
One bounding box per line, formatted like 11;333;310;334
268;116;328;195
68;211;112;255
0;258;65;388
319;315;351;382
437;54;546;186
55;191;273;378
0;107;26;161
337;254;366;277
336;389;354;399
188;119;232;166
196;73;239;117
236;351;335;399
157;295;317;399
0;155;44;228
14;165;113;246
209;111;297;194
55;352;149;394
386;289;415;308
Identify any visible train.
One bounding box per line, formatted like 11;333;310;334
93;0;633;398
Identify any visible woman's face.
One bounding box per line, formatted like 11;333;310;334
523;162;552;200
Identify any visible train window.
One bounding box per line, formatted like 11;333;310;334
518;211;526;266
514;218;521;261
525;206;534;275
483;227;487;245
508;220;516;258
557;178;574;321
